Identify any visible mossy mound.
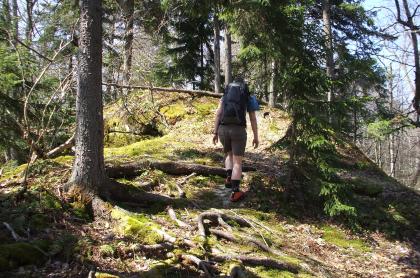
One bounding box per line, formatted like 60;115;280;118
0;241;50;271
111;208;163;244
321;225;370;252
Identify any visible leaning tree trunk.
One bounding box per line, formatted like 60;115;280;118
213;14;221;95
224;24;232;85
68;0;106;193
12;0;18;40
322;0;334;119
118;0;134;94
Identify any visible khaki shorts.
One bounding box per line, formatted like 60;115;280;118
218;125;247;156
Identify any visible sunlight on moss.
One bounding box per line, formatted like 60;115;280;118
251;266;295;278
111;208;163;244
321;225;370;252
104;135;187;159
160;102;187;123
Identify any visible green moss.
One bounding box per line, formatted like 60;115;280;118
278;255;301;266
95;272;119;278
0;163;26;182
99;244;116;258
193;101;217;117
388;205;410;225
0;241;50;271
111;208;163;244
321;225;370;252
104;135;187;159
252;266;295;278
160;103;187;123
105;132;143;148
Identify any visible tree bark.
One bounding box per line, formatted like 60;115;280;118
268;59;277;108
394;0;419;114
68;0;106;193
12;0;18;41
213;14;221;95
25;0;34;41
322;0;334;109
224;25;232;85
118;0;134;93
388;66;396;178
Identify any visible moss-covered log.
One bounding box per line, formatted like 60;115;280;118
106;160;256;178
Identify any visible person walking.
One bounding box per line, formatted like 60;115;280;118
213;77;259;202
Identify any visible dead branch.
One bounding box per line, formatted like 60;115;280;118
176;172;196;198
3;222;23;241
45;133;75;158
103;82;223;98
167;206;190;228
106;160;256;179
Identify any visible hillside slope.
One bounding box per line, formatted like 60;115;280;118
0;90;419;277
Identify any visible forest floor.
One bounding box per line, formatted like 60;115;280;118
0;90;419;277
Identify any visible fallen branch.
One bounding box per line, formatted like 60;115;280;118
3;222;23;241
106;160;256;179
103;83;223;98
131;242;175;253
176;173;196;198
45;134;75;158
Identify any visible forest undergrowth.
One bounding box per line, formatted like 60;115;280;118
0;91;419;277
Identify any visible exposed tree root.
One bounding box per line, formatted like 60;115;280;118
167;206;190;228
197;211;251;237
180;254;214;278
211;254;299;274
209;228;282;256
106;160;256;178
229;264;247;278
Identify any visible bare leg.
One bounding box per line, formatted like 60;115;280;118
225;151;233;170
231;155;243;180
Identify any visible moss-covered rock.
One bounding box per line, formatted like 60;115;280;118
0;241;50;271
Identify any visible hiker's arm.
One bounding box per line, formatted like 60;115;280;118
249;111;259;148
213;100;223;145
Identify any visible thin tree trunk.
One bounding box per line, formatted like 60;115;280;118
224;25;232;85
200;43;204;89
213;14;221;95
69;0;105;192
12;0;18;40
26;0;34;41
268;59;277;108
322;0;334;114
394;0;420;113
388;66;396;177
118;0;134;94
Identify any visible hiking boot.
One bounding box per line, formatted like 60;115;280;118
225;176;232;188
230;191;245;202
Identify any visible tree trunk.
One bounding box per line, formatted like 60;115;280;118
118;0;134;94
25;0;34;41
224;25;232;85
394;0;419;114
268;59;277;108
12;0;18;40
388;66;396;177
322;0;334;108
68;0;105;193
213;14;221;95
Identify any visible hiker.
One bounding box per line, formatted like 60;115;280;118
212;77;259;202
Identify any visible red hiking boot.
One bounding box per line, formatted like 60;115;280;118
230;191;245;202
